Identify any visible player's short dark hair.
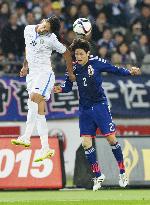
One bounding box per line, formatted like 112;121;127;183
70;38;90;53
46;15;61;33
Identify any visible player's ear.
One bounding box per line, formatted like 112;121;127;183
87;51;90;57
41;19;46;23
40;19;44;23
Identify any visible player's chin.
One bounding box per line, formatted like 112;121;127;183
77;60;83;65
38;31;45;35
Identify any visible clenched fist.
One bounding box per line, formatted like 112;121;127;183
129;67;141;76
20;67;28;77
53;86;62;93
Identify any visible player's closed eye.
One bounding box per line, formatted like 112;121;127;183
75;53;83;56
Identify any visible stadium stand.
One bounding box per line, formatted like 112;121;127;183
0;0;149;75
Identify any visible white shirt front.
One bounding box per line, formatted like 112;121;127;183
24;25;66;73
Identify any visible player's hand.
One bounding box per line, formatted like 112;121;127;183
129;67;141;76
69;73;76;82
20;67;28;77
53;86;62;93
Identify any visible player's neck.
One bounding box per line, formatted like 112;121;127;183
82;59;89;66
35;25;38;33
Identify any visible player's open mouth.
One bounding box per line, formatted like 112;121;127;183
39;31;48;35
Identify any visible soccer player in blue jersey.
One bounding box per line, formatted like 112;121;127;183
54;39;141;191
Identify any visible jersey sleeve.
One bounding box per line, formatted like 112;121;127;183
61;73;73;93
51;33;66;54
96;58;131;76
24;25;35;39
24;26;28;39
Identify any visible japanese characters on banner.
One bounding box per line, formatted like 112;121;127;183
103;76;150;117
0;75;150;121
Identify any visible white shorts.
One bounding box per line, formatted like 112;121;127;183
26;71;55;101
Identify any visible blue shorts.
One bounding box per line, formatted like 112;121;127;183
79;102;116;137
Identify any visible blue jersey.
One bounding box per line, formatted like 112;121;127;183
61;56;131;110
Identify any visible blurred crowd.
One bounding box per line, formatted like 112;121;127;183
0;0;149;75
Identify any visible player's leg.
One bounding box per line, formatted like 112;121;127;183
29;93;55;162
11;98;39;147
37;100;49;150
81;136;105;191
82;136;101;178
106;133;125;174
24;99;38;140
106;133;128;187
30;71;55;162
37;99;55;162
80;110;105;191
93;102;128;187
11;75;38;147
31;95;49;150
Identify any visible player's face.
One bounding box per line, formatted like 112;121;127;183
75;49;89;65
37;20;50;34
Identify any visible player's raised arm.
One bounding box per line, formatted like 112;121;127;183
97;59;141;76
45;17;75;82
54;73;73;93
52;36;75;81
62;49;76;82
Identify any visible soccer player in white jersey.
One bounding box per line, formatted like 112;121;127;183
11;16;75;162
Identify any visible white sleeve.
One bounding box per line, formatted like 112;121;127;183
24;26;29;39
24;25;36;39
51;34;66;54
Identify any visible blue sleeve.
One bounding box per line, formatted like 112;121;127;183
97;59;131;76
61;74;73;93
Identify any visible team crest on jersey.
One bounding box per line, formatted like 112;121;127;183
30;40;37;46
88;65;94;76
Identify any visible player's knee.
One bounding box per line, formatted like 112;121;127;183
106;134;117;145
82;141;91;149
30;93;38;103
28;99;38;112
82;136;92;149
30;93;44;104
26;99;38;122
38;110;45;115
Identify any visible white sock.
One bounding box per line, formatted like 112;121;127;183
36;114;49;150
22;99;38;141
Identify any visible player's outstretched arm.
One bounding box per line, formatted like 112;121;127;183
98;59;141;76
63;49;76;82
20;48;28;77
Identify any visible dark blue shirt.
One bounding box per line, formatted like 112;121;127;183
61;56;131;110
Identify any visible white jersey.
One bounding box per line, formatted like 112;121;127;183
24;25;66;72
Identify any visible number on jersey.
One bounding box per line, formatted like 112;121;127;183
83;77;87;86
